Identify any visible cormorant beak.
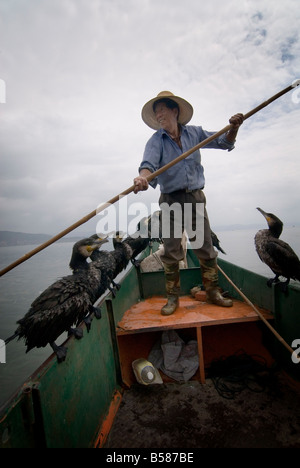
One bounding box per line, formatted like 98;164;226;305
87;237;109;252
115;230;126;241
97;236;109;244
257;207;271;223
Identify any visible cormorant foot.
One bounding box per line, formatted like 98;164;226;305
267;276;280;288
108;285;117;298
83;314;93;332
68;327;83;339
280;279;290;294
51;342;68;363
93;306;102;320
131;258;141;267
112;280;121;291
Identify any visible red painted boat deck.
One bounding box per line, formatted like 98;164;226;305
116;295;273;335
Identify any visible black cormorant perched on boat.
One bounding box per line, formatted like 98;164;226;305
5;236;108;362
255;207;300;291
68;235;109;327
90;232;126;296
137;211;163;243
124;233;151;265
211;230;226;254
90;231;149;295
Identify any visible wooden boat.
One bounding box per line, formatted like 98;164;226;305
1;244;300;449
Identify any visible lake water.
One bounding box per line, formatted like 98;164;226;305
0;227;300;407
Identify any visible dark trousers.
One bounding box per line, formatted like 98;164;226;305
159;189;217;265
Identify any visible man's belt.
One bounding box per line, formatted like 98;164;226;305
167;188;203;195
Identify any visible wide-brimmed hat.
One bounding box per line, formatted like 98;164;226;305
141;91;194;130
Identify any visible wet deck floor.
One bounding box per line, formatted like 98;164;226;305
105;372;300;448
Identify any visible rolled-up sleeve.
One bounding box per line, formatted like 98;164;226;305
138;133;162;188
198;127;235;151
216;133;235;151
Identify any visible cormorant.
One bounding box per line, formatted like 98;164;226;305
90;232;126;296
5;236;107;362
255;207;300;291
90;231;151;293
68;235;109;326
137;210;226;254
137;210;163;243
121;232;151;266
91;232;145;285
211;230;226;254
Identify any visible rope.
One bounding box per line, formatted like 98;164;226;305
208;350;278;399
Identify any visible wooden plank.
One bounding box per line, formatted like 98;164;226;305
196;327;206;384
116;296;273;336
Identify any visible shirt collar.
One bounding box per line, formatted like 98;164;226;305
159;124;186;137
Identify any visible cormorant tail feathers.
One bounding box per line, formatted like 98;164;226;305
5;332;19;346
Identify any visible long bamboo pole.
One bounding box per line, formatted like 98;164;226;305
0;81;299;277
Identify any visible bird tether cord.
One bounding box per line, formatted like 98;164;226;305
1;80;299;360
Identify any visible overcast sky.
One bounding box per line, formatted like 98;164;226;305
0;0;299;238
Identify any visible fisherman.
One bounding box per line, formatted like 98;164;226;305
134;91;243;315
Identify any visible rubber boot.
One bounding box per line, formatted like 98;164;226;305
161;262;180;316
200;258;233;307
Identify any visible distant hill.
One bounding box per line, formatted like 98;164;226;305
0;231;82;247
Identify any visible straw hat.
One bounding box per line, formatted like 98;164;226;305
141;91;194;130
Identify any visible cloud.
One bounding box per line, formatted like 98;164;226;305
0;0;299;236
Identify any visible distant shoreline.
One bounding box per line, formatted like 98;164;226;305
1;224;299;247
0;231;83;247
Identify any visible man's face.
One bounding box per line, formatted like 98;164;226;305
154;102;178;130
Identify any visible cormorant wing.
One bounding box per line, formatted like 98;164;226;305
16;273;93;350
264;238;300;279
29;274;89;310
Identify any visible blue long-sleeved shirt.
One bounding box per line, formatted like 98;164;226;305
139;125;235;193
